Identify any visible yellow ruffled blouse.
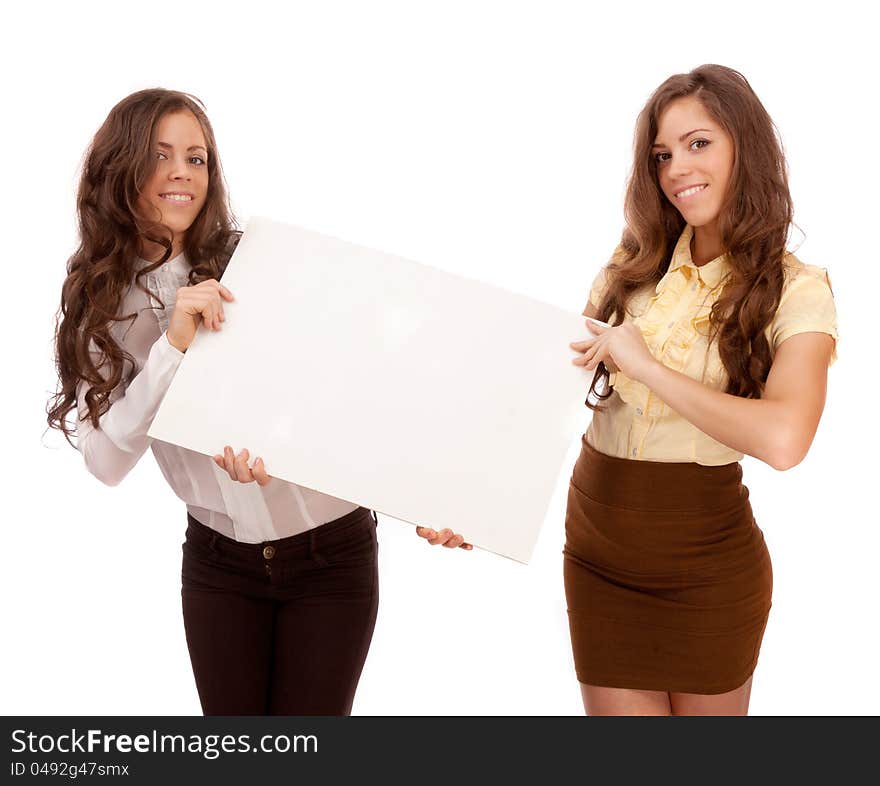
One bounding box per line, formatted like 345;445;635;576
585;223;838;466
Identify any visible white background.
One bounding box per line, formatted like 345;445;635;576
4;0;877;715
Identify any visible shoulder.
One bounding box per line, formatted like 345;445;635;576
770;251;838;364
779;251;835;299
586;244;627;309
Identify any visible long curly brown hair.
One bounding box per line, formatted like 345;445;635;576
588;64;794;409
47;88;241;445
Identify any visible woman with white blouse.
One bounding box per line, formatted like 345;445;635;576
47;88;470;716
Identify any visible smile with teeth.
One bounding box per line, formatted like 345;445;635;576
675;184;708;200
160;193;193;202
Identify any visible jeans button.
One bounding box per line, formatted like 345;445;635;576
262;545;276;560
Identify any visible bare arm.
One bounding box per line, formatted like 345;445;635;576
638;331;834;470
574;303;835;471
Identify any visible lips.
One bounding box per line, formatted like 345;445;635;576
159;192;195;204
674;183;708;200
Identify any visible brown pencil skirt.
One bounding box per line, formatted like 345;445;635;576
563;434;773;695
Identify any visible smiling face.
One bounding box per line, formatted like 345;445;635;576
137;109;209;258
653;95;735;236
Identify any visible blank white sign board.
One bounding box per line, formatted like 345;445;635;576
149;217;594;563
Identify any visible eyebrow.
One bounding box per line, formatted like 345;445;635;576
651;129;713;149
156;141;208;154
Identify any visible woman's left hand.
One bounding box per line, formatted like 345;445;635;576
212;445;273;487
415;526;473;551
570;319;657;383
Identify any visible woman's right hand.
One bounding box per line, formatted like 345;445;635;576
166;279;235;353
415;526;473;550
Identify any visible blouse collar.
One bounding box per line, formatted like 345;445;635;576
136;250;190;277
667;223;730;290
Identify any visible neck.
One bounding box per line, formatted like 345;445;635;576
138;235;183;263
690;222;724;267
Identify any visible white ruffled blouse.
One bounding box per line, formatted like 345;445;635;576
75;251;358;542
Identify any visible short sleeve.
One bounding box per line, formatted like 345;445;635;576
583;266;612;315
770;264;838;367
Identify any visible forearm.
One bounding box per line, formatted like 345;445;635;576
77;331;184;485
639;360;797;470
79;426;146;487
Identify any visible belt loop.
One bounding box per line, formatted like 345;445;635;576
209;532;219;553
371;509;378;526
309;528;328;567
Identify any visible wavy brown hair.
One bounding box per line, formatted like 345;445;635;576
47;88;241;445
587;64;794;409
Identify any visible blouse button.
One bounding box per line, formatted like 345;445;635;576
631;448;638;457
635;407;643;416
262;545;276;560
667;321;674;329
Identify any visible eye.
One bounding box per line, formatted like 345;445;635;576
154;152;206;165
654;151;671;164
690;138;710;150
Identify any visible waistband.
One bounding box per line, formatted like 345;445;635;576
185;505;375;562
572;434;745;513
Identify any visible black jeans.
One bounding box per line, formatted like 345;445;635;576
181;506;379;715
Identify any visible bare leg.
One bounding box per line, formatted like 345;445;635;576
581;683;672;716
668;674;753;716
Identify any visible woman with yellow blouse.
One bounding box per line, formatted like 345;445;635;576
566;64;837;716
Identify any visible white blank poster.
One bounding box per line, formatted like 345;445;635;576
149;217;593;562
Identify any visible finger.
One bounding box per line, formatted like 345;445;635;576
233;449;253;483
223;445;238;481
200;300;215;331
429;528;454;546
213;454;224;468
570;338;596;351
585;344;608;370
443;534;465;549
188;292;213;330
191;290;224;329
202;279;235;302
416;526;437;540
461;542;473;550
585;318;608;332
204;297;218;331
213;292;225;328
252;457;272;487
572;344;598;366
581;343;599;369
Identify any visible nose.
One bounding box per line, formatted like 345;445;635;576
168;155;191;181
668;152;692;181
